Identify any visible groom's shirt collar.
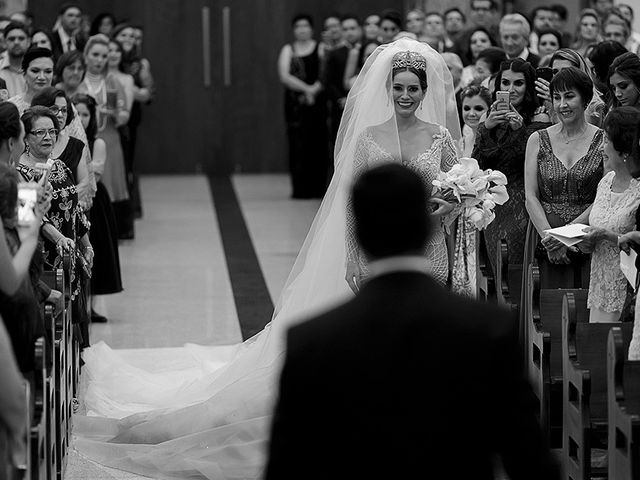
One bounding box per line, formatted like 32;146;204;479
367;255;428;279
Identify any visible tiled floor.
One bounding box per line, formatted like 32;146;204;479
65;174;320;479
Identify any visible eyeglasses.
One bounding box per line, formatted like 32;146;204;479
50;106;67;115
29;128;58;139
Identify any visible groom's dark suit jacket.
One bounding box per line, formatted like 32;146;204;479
266;270;560;480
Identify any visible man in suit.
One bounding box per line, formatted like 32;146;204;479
500;14;541;68
50;3;86;61
266;164;560;480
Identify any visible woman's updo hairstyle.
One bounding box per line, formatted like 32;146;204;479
603;107;640;159
83;34;110;58
549;66;594;108
21;46;53;72
0;102;22;147
607;52;640;93
21;105;60;136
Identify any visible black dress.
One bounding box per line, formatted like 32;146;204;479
284;42;329;199
0;227;44;373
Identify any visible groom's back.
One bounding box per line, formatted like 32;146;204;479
267;272;559;480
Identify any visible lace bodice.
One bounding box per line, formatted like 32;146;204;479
588;172;640;313
537;129;604;224
346;124;458;284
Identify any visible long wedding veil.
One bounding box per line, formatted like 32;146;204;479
73;38;461;479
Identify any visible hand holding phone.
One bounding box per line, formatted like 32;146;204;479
495;91;510;111
536;67;554;83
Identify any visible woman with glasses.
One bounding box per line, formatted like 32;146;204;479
472;58;550;274
17;106;93;346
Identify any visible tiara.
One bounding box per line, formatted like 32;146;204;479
391;51;427;72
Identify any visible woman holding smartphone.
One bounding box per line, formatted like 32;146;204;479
472;58;550;274
17;106;93;346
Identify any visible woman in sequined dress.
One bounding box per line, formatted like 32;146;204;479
525;67;604;288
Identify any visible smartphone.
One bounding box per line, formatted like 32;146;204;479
33;161;52;185
17;183;38;226
495;91;510;111
106;89;118;110
536;66;554;83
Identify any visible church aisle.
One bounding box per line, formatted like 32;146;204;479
66;174;319;479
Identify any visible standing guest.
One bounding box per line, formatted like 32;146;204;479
9;11;32;35
379;10;402;44
324;15;361;153
0;16;11;56
0;316;28;473
453;0;500;66
31;87;91;207
320;14;342;54
549;4;573;47
579;107;640;323
73;93;123;323
473;46;507;88
18;106;93;346
363;14;380;42
0;162;42;374
572;9;602;57
525;67;604;288
277;14;328;199
50;3;86;61
588;40;629;109
112;23;153;219
459;27;497;86
78;34;132;238
424;12;454;52
8;46;53;113
90;13;116;37
444;8;466;45
30;29;53;51
529;6;555;55
343;39;379;91
616;4;640;54
458;84;491;157
0;22;30;97
500;14;541;68
266;163;561;480
591;0;613;19
53;49;85;98
107;39;134;113
607;52;640;110
536;29;563;66
405;9;428;43
602;13;631;48
473;58;550;273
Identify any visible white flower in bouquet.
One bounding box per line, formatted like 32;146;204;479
432;157;509;230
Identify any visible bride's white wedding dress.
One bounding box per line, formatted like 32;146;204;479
74;39;461;479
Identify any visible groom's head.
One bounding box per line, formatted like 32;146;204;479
352;164;432;260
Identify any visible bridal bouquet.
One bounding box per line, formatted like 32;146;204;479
432;157;509;231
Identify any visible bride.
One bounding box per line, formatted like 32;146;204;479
74;38;461;479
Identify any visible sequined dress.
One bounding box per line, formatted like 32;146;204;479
346;125;458;285
535;128;604;287
587;172;640;314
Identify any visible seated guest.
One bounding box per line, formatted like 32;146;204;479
266;164;561;480
525;67;604;288
580;107;640;323
473;58;550;274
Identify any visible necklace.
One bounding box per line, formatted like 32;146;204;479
560;125;588;144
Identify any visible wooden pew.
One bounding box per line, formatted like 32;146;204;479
495;239;522;315
562;293;634;480
476;231;495;301
30;338;46;480
526;261;589;448
608;327;640;480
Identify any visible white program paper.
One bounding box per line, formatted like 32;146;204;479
543;223;589;247
620;250;638;290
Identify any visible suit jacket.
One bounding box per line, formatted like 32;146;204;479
266;271;560;480
50;29;87;62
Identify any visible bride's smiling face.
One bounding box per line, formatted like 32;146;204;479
392;70;425;117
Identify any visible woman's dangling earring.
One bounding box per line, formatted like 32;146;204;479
25;143;30;157
623;153;629;163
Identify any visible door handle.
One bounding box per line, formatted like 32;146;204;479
202;6;211;87
222;6;231;87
